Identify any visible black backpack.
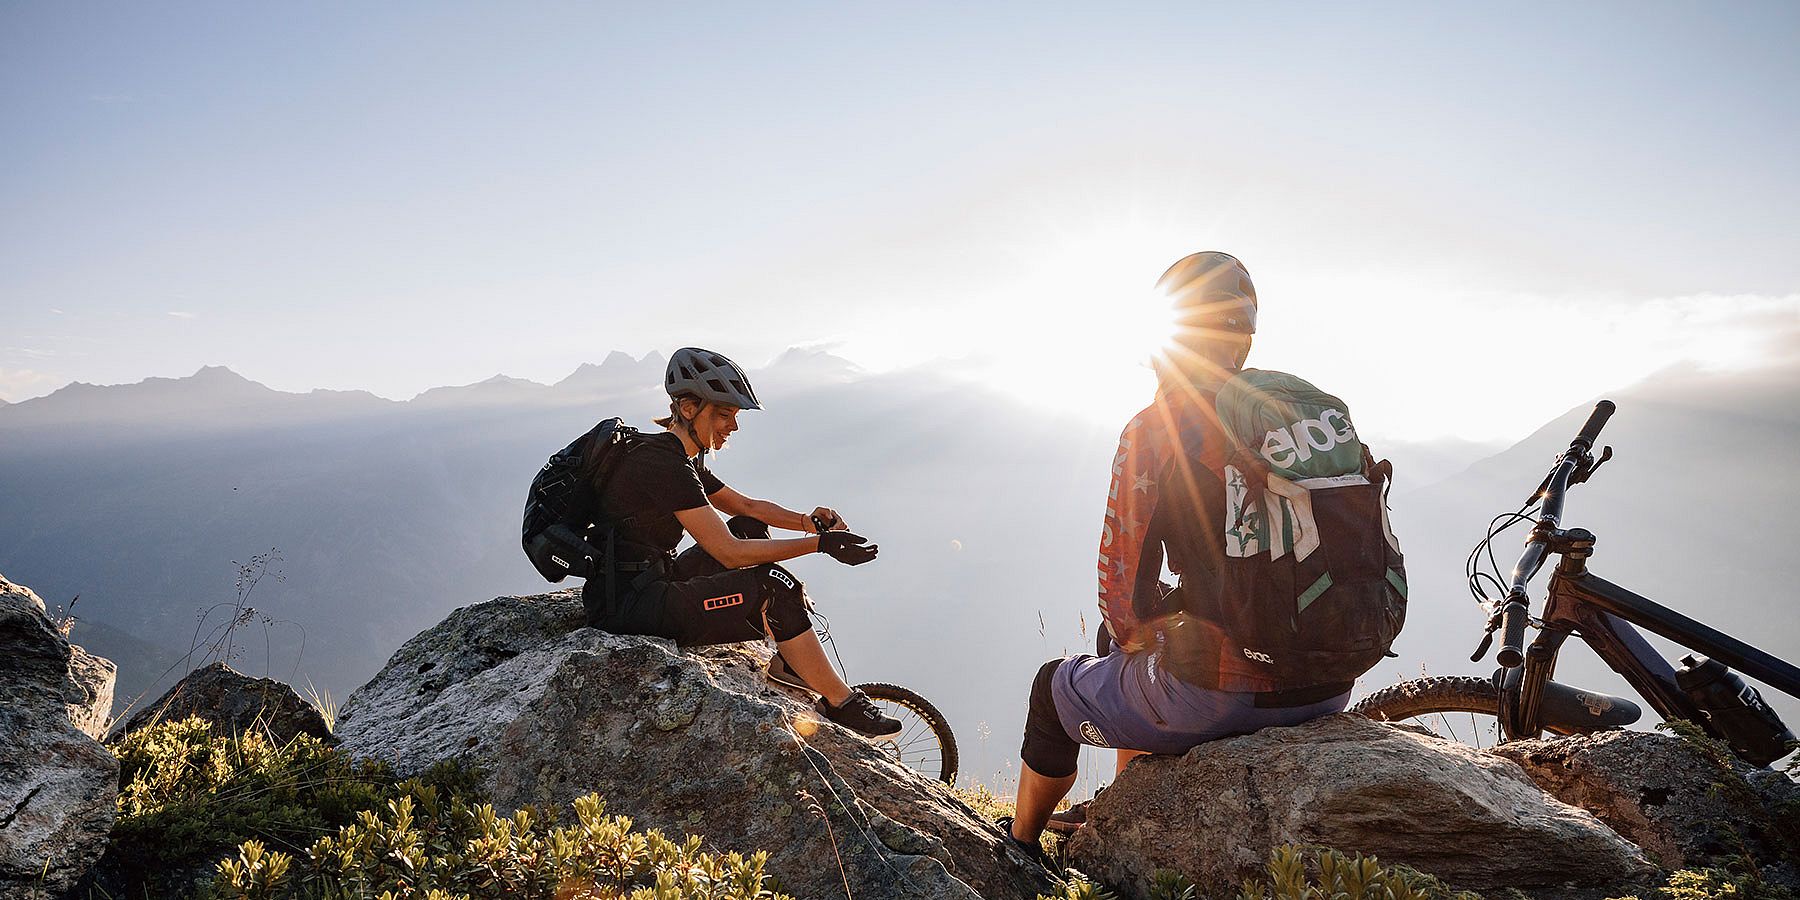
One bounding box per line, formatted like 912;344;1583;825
521;418;640;583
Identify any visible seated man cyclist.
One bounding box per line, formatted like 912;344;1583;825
583;347;901;738
1006;252;1401;853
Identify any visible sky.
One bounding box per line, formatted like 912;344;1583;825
3;2;1798;440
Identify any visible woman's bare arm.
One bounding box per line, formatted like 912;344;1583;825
675;505;819;569
708;485;846;532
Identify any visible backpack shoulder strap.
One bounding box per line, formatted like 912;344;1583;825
1205;374;1275;526
586;428;649;523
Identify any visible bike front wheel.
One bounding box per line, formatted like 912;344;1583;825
1352;676;1505;749
856;682;959;785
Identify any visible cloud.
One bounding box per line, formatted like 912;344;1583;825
166;311;197;319
0;368;62;402
3;347;56;359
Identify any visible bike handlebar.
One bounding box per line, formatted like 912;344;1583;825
1573;399;1616;452
1497;600;1531;668
1497;400;1616;667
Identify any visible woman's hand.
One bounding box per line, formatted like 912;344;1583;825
818;530;878;566
809;507;847;532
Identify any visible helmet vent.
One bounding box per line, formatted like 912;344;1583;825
706;377;728;394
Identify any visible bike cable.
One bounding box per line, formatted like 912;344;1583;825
1466;502;1540;610
811;607;854;683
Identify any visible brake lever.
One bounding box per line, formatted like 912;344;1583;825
1471;615;1499;661
1470;608;1502;662
1573;445;1613;485
1470;630;1495;663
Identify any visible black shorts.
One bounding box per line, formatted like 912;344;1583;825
584;542;812;645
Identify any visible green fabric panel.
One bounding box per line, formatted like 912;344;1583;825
1296;572;1334;614
1386;568;1408;599
1217;369;1365;481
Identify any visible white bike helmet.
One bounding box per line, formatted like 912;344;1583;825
665;348;762;410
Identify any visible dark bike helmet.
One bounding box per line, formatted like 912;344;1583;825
1157;251;1257;334
666;347;762;410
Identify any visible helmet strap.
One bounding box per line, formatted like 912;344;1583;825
681;398;708;465
1232;341;1252;370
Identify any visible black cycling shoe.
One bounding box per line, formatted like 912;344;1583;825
816;689;902;738
766;652;812;692
995;816;1056;870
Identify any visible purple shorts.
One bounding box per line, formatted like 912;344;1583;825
1049;650;1349;754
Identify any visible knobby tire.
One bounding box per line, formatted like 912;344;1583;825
1351;676;1499;721
856;682;959;785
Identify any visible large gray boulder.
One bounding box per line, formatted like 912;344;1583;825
0;572;119;899
116;661;329;744
336;590;1052;900
1066;714;1656;897
1495;730;1800;888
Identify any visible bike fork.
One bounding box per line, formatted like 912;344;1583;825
1497;622;1569;741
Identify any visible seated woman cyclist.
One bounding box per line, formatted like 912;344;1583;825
583;347;901;738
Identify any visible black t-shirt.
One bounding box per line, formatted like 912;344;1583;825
594;432;726;557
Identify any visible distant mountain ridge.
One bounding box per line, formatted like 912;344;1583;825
0;351;686;431
2;347;1794;781
0;365;392;431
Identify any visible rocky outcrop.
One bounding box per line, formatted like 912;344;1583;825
116;661;330;744
64;644;117;741
1496;730;1800;888
336;590;1053;900
1066;715;1656;897
0;573;119;899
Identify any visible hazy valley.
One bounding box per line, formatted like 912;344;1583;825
3;349;1795;785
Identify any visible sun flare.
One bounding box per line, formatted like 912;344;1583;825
976;229;1191;420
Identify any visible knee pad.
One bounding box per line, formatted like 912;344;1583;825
727;516;771;540
1029;658;1061;718
757;564;811;641
1021;657;1078;778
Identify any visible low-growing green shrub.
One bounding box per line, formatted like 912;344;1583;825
94;716;481;897
1038;871;1119;900
1238;846;1482;900
947;782;1014;822
215;788;790;900
1606;866;1799;900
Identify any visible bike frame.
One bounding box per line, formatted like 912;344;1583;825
1505;548;1800;740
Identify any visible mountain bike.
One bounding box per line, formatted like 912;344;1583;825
732;515;960;784
1353;401;1800;767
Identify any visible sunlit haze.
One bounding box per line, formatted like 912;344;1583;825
4;3;1797;445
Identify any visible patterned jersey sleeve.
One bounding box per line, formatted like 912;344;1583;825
1098;403;1165;651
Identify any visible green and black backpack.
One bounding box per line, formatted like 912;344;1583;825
1154;369;1407;688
